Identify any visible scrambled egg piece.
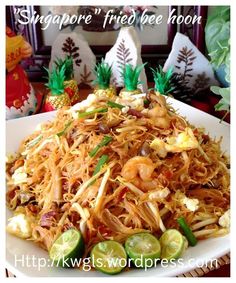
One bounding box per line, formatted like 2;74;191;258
70;93;101;118
166;127;199;151
115;93;145;111
150;139;167;158
150;127;199;158
175;191;199;212
219;209;230;228
7;213;32;239
182;196;199;212
12;166;27;185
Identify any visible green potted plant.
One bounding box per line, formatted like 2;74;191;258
205;6;230;121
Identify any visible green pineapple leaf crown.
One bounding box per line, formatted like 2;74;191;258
93;59;112;89
122;63;147;91
54;56;74;81
45;65;66;96
151;65;175;95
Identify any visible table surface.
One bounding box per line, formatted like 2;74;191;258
5;263;231;277
203;264;230;277
6;82;230;277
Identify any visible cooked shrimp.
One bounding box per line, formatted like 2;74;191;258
121;156;155;181
147;105;171;129
153;117;171;129
133;178;159;191
147;105;167;118
149;92;167;107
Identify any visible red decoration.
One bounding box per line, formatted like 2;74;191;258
6;27;37;119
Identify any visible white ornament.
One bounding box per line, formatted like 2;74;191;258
105;26;148;93
163;32;219;93
49;32;96;87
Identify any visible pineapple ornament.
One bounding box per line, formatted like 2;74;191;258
151;66;175;96
44;65;71;111
150;65;175;105
119;63;146;97
54;56;79;104
93;60;116;98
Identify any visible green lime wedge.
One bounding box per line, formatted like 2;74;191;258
91;240;127;274
159;229;184;260
125;233;161;268
49;229;84;267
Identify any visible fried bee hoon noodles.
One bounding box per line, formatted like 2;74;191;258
6;93;230;255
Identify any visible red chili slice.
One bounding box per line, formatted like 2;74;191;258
116;187;129;203
162;169;173;179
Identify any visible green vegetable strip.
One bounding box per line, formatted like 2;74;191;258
89;136;113;157
26;134;43;149
93;155;109;176
90;154;109;186
107;101;125;109
56;121;72;137
177;217;198;246
78;108;108;118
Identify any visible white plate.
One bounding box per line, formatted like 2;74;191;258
6;97;230;277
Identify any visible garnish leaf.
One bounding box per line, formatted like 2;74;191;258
56;121;73;137
90;154;109;185
93;155;109;176
107;101;125;109
211;86;230;112
89;136;113;157
78;108;108;119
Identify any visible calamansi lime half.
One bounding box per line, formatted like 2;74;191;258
125;233;161;268
91;240;127;275
159;229;184;260
49;229;84;267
